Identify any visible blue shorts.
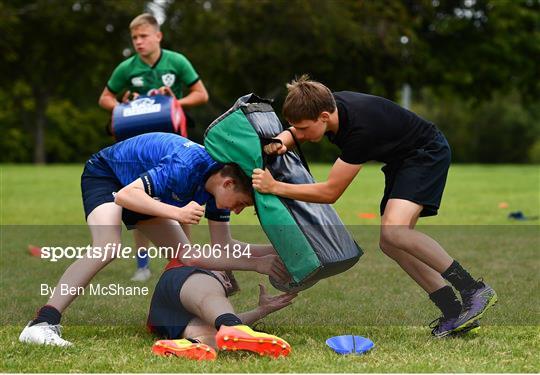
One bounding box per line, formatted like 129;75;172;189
81;155;153;229
146;266;224;339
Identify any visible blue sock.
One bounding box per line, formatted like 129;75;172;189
137;251;149;269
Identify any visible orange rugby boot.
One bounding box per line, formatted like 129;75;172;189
215;324;291;358
152;339;217;361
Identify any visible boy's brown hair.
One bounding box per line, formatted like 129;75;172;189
217;163;252;194
282;74;336;123
129;13;160;31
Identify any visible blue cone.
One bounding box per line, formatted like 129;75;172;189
326;335;374;355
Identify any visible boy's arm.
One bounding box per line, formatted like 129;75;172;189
176;80;209;108
252;158;362;204
263;128;298;155
207;220;277;257
98;87;134;111
98;63;132;111
98;87;119;111
114;178;204;224
159;81;208;108
237;284;297;325
182;220;289;282
114;178;289;282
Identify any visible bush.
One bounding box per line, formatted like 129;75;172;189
414;90;539;163
45;100;112;163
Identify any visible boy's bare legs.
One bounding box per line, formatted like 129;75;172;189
155;273;290;357
181;223;191;242
132;222;185;282
135;218;190;253
379;199;462;336
379;198;497;335
46;215;180;314
380;199;453;273
19;202;123;346
379;200;448;293
182;318;217;348
180;273;236;325
151;273;234;359
379;242;447;293
47;202;123;312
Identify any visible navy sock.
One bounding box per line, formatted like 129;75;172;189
429;285;462;319
441;260;481;293
30;305;61;326
214;313;242;330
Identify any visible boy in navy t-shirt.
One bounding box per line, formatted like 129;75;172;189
253;75;497;338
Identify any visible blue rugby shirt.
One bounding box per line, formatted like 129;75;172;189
93;132;230;222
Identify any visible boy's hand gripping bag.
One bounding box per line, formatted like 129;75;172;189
112;95;187;141
204;94;363;292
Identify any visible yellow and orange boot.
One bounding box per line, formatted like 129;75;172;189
152;338;217;361
215;325;291;358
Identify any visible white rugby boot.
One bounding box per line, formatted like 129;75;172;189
19;321;72;346
130;267;151;282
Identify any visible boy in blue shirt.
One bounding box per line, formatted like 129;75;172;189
20;133;289;347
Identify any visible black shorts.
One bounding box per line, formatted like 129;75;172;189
81;155;153;229
380;130;451;217
146;267;224;339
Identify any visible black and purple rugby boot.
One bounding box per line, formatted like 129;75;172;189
455;279;497;331
430;316;459;338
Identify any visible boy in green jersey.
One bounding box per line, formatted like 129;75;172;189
99;13;208;110
98;13;209;282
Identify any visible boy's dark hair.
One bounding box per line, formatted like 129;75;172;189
218;163;252;194
282;74;336;123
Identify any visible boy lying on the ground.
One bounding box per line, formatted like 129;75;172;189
149;258;296;360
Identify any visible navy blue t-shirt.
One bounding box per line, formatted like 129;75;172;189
89;132;230;222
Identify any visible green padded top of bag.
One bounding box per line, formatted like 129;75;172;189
205;108;321;282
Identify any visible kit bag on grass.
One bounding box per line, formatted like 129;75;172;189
204;94;363;292
112;95;186;141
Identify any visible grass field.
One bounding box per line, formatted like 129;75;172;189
1;163;539;372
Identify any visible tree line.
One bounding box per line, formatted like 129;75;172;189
1;0;539;163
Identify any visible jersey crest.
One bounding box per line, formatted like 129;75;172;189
162;73;176;87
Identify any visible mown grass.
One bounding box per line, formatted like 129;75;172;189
0;163;539;372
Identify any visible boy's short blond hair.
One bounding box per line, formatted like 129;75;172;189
129;13;160;31
282;74;336;123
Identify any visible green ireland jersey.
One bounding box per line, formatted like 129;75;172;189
106;49;199;98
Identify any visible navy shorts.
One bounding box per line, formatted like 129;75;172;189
380;130;451;217
81;155;153;229
147;267;224;339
